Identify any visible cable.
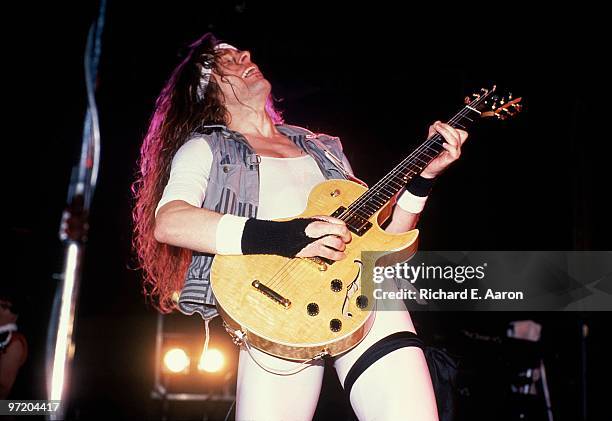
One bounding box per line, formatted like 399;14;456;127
233;330;328;376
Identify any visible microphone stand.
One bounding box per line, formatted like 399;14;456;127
45;2;106;419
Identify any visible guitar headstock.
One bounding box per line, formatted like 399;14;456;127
465;86;523;120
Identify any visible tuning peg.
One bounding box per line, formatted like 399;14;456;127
497;108;515;120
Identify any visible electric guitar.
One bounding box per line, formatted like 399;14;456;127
211;86;522;360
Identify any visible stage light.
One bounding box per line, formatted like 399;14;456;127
163;348;190;373
198;348;225;373
152;313;236;420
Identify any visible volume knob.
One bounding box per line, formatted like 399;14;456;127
307;303;319;316
356;295;369;309
329;319;342;332
330;279;343;292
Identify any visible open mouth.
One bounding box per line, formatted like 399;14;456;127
241;66;259;79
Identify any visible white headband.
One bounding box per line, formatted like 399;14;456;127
197;42;239;100
215;43;238;51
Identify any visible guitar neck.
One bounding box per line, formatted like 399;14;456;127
339;94;493;230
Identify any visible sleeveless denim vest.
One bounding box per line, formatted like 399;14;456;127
177;124;355;321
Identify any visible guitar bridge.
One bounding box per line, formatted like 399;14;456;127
251;280;291;308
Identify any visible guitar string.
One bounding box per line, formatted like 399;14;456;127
268;104;480;294
268;95;488;292
267;93;491;293
336;90;493;222
267;91;495;293
271;101;484;294
267;117;467;294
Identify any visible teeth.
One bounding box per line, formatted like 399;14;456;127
242;66;256;78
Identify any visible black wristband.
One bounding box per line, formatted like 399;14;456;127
241;218;318;257
406;175;435;197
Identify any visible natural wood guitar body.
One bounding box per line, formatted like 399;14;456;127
211;179;419;361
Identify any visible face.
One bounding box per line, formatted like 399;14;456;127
212;47;271;107
0;299;17;324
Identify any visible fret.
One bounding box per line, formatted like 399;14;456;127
387;178;405;189
352;209;371;220
372;190;389;200
378;190;395;200
425;136;445;150
412;156;429;166
451;106;480;130
406;165;423;175
370;193;387;202
419;151;436;160
367;197;385;207
358;201;378;212
398;175;411;184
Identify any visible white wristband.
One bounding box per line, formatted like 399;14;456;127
396;189;428;214
215;214;248;255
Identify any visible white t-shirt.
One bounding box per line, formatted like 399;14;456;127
155;137;326;218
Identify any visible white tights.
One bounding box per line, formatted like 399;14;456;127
235;306;439;421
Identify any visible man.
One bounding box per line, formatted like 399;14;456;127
134;33;466;420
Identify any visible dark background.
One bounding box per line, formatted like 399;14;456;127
5;1;611;420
